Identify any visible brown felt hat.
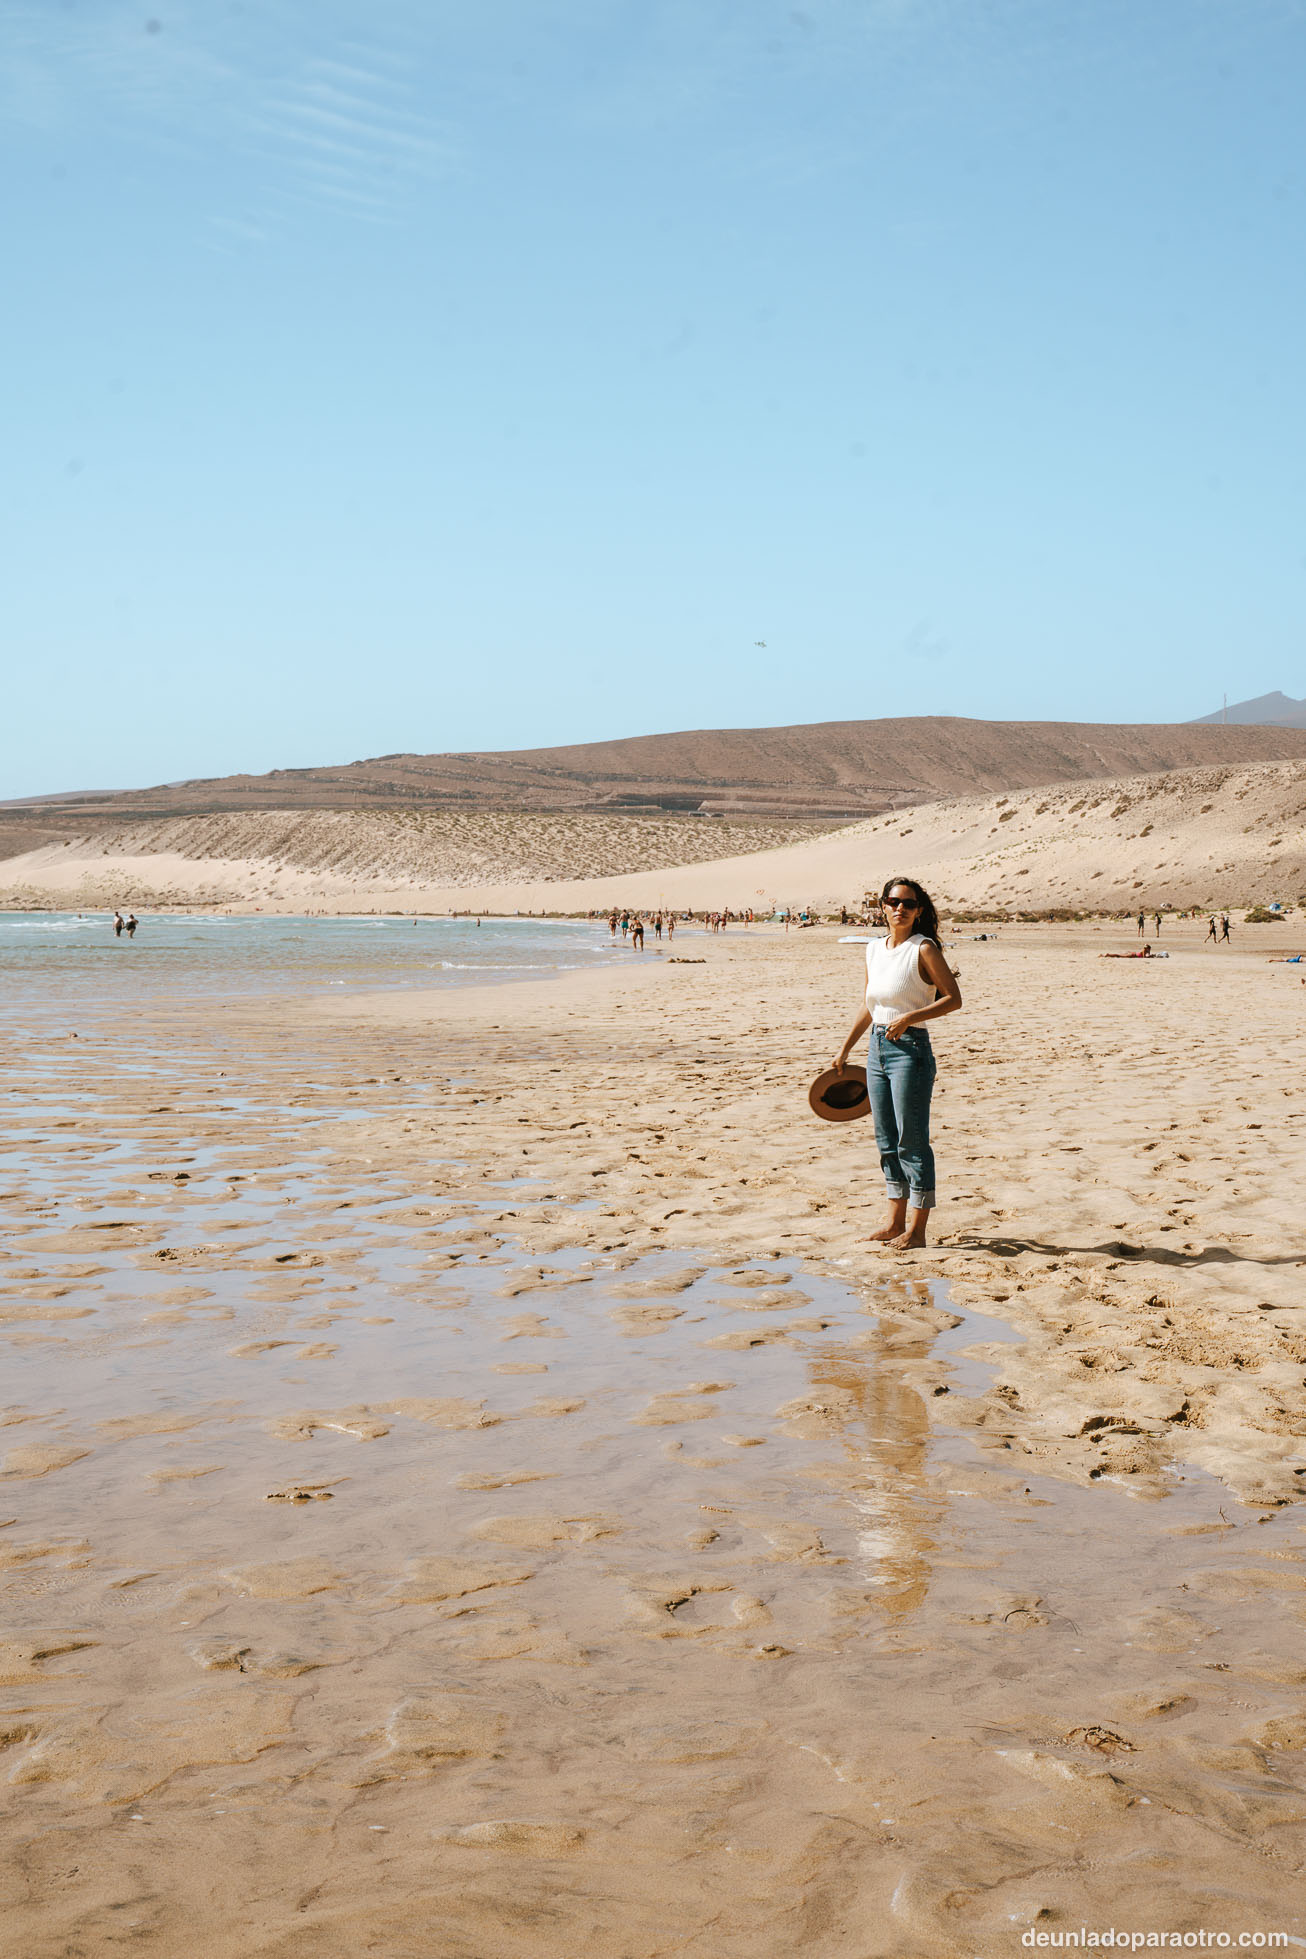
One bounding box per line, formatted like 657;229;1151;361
808;1064;871;1123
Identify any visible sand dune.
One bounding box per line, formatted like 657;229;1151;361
0;808;823;897
3;757;1304;916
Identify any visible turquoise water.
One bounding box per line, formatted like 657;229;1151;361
0;911;619;1021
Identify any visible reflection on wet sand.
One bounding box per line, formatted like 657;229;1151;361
808;1280;939;1625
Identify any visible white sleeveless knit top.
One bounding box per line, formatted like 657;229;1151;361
864;932;937;1025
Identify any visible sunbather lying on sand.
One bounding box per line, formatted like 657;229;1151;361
1101;945;1168;959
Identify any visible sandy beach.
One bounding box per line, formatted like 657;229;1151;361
2;917;1305;1953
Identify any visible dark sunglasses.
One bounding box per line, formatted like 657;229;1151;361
884;896;918;910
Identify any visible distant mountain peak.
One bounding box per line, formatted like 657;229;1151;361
1191;690;1306;729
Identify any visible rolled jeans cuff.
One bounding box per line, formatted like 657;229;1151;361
885;1180;935;1211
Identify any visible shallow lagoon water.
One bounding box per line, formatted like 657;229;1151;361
0;911;616;1023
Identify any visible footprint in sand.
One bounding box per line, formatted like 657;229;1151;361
221;1557;344;1599
442;1612;588;1666
608;1303;686;1335
608;1269;705;1300
499;1313;566;1341
469;1513;620;1548
624;1578;735;1635
711;1289;811;1313
0;1633;97;1685
0;1540;91;1571
271;1408;391;1442
1;1443;91;1479
358;1694;507;1782
622;1716;769;1761
385;1556;534;1602
632;1382;735;1426
455;1470;554;1491
748;1520;845;1565
773;1388;858;1438
0;1303;95;1323
188;1639;322;1677
703;1327;792;1350
386;1397;503;1430
434;1820;586;1855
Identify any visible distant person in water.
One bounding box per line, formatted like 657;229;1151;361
125;913;138;939
113;911;124;938
834;876;962;1251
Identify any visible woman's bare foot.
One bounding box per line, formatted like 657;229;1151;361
867;1205;908;1244
887;1208;930;1250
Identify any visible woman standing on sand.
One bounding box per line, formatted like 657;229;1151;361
834;877;962;1250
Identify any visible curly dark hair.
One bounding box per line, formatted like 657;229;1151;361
879;876;940;944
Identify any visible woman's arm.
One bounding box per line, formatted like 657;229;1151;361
882;942;962;1041
835;1005;873;1071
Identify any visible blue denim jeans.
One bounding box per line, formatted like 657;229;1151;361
868;1024;937;1211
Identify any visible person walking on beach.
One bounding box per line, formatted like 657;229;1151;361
1220;913;1232;942
1153;912;1162;937
833;877;962;1251
113;911;124;938
1206;915;1218;942
1137;910;1146;936
631;916;645;950
666;914;675;942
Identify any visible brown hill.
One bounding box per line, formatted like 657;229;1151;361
7;718;1306;858
4;756;1304;918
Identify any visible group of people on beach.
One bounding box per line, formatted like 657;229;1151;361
112;910;138;939
607;909;675;946
602;908;770;940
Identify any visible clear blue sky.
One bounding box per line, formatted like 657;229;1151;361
4;0;1304;798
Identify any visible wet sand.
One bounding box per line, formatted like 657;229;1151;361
2;920;1304;1953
